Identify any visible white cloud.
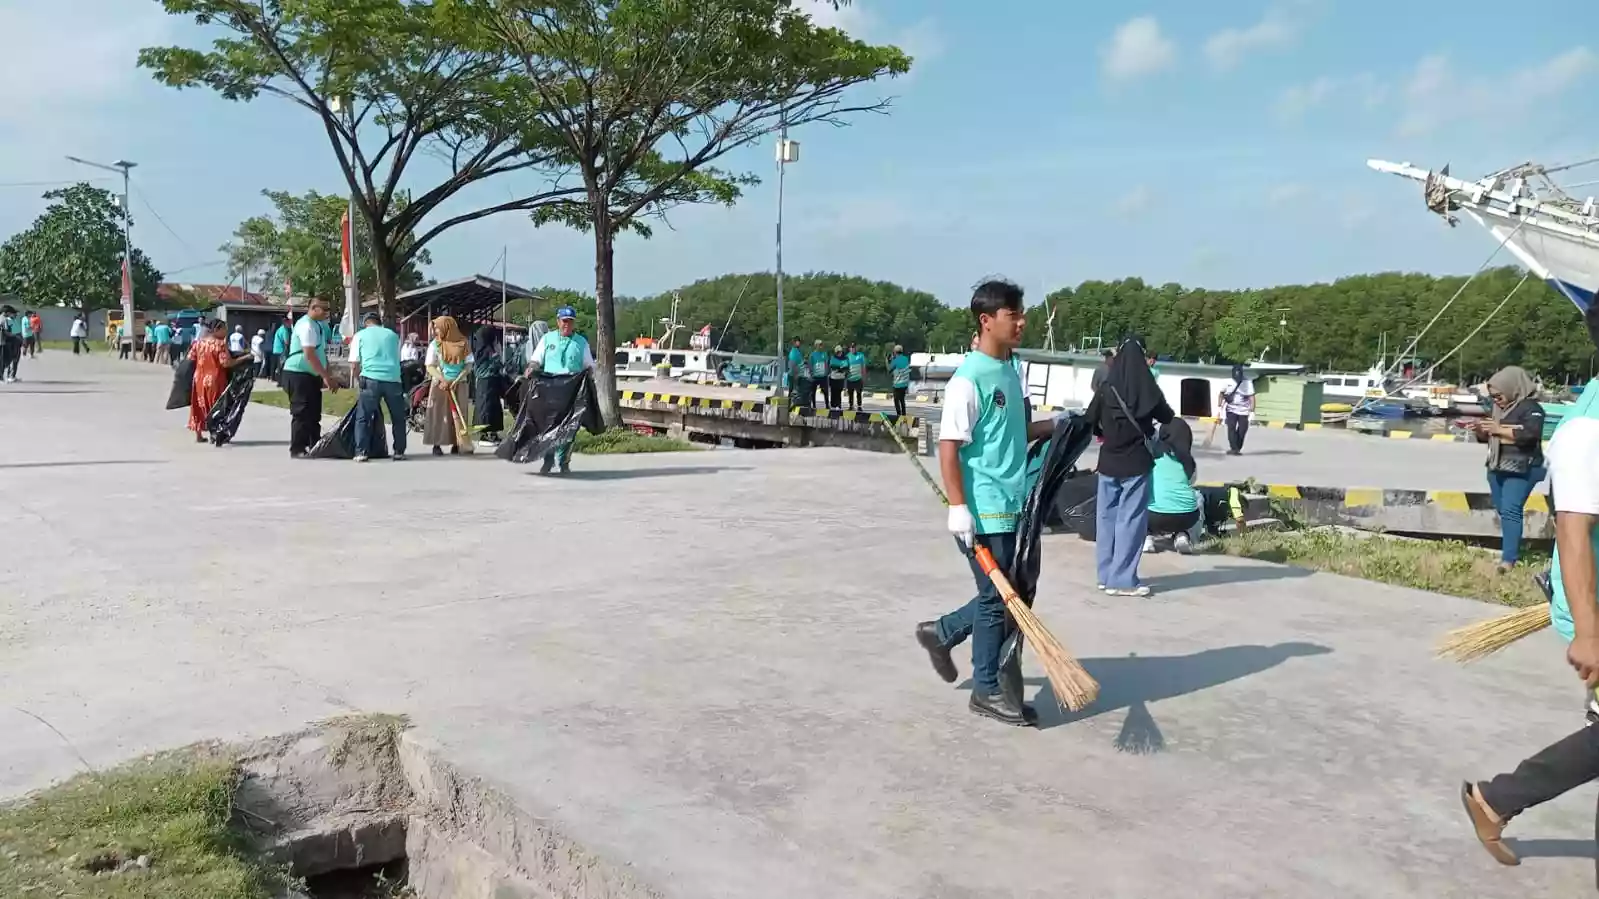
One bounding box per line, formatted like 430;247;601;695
1276;77;1337;121
1397;48;1596;136
1102;17;1177;82
1204;8;1299;71
1112;184;1155;219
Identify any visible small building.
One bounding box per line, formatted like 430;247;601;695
1014;349;1312;421
380;275;542;343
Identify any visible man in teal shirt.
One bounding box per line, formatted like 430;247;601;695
142;322;156;362
152;320;173;366
786;338;805;405
845;342;867;411
889;344;912;418
808;340;828;410
914;279;1056;727
526;305;594;474
351;311;406;462
282;299;338;457
271;318;293;380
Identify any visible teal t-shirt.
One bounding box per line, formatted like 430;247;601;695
355;326;402;383
828;355;848;380
952;351;1028;535
12;317;29;338
538;331;589;375
282;317;326;375
847;351;866;382
153;324;172;345
809;350;828;378
1148;454;1199;514
1549;377;1599;643
786;347;803;386
272;325;291;355
890;353;911;387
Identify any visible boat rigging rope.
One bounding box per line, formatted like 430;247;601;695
1350;215;1529;414
1386;271;1532;398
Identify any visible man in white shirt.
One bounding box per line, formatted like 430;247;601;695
228;325;246;355
400;333;422;363
250;329;266;377
69;314;89;355
1216;364;1256;456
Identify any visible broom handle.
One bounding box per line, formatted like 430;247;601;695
883;416;948;505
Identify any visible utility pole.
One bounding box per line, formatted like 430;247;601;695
774;113;800;390
66;156;137;337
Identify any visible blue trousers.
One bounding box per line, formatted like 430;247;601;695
933;531;1016;694
1096;472;1151;589
355;377;407;457
1487;466;1546;565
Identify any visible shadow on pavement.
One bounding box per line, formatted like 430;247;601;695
1506;838;1596;860
1143;564;1315;591
0;389;103;395
223;439;290;447
975;643;1333;734
0;459;168;470
537;466;745;481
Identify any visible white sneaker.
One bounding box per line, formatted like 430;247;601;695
1142;536;1156;554
353;454;368;463
1108;585;1153;597
1173;533;1193;555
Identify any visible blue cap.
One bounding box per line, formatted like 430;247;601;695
556;305;576;320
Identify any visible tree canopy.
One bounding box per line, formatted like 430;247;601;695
0;184;163;311
499;268;1591;384
470;0;911;425
221;189;432;311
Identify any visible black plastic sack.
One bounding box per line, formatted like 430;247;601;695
498;372;602;464
307;406;390;459
166;358;195;410
205;366;256;446
1055;475;1099;541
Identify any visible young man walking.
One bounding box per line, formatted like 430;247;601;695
845;342;867;411
914;279;1056;726
350;312;407;462
889;345;911;418
24;311;40;357
525;305;595;474
281;299;338;457
70;314;88;355
151;318;172;365
786;338;805;406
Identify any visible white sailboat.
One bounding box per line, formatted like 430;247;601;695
1368;157;1599;311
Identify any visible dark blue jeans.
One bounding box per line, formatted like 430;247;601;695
1487;466;1546;565
933;531;1016;695
356;377;407;457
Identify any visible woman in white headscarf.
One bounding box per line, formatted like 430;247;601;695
1474;365;1546;569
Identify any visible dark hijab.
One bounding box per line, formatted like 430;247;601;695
471;325;501;360
1101;335;1164;420
1156;417;1196;479
1231;363;1246;383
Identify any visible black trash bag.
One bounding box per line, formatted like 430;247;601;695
166;358;195;410
993;413;1095;709
307;405;390;459
1056;474;1099;541
498;372;602;464
205;366;256;446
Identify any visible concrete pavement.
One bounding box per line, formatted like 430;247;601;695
1;350;1594;898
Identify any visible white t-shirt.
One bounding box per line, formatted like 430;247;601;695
250;334;265;359
423;343;475;368
228;331;246;353
1222;378;1255;416
939;376;980;445
400;340;421;362
293;316;323;352
70;319;87;337
1548;417;1599;515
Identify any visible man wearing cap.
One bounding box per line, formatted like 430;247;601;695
525;305;595;473
350;311;407;462
808;339;828;410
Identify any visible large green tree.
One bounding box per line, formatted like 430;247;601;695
472;0;910;425
222;188;433;312
140;0;577;320
0;184;163;311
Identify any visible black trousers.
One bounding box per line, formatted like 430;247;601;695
1148;508;1201;536
0;338;18;378
827;379;843;410
806;378;821;410
847;381;863;410
1226;412;1250;453
1479;704;1599;886
284;371;324;455
893;386;908;417
119;341;132;359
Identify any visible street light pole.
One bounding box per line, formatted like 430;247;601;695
66;156;137;339
774;115;799;392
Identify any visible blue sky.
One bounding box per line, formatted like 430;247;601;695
1;0;1594;304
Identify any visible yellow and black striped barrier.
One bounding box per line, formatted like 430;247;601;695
1200;481;1552;538
1198;482;1549;514
866;390;940;404
618;390;764;414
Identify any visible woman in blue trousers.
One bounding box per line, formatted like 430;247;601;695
1085;336;1174;596
1476;366;1547;570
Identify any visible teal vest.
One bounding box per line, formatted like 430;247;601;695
356;326;402;383
847;352;866;381
282;319;326;374
809;350;828;378
954;352;1028;535
540;331;589;375
890;354;911;387
1550;377;1599;642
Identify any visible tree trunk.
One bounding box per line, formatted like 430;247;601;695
592;214;622;429
371;241;400;326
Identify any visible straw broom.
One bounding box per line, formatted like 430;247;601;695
444;385;476;454
1436;604;1551;663
883;422;1100;712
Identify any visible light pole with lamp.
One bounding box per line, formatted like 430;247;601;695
327;96;359;343
774;116;799;395
66;156;137;342
1275;308;1291;363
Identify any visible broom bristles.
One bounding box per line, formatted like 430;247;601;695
988;573;1099;712
1436;604;1552;663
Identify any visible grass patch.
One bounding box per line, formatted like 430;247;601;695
250;385;358;419
1211;527;1548;607
0;748;287;899
573;428;699;455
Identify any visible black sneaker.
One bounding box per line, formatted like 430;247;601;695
914;622;957;683
540;458;553;474
969;691;1033;727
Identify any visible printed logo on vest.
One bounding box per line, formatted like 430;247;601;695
993;388;1007;408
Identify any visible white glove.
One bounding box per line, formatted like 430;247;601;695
947;504;975;548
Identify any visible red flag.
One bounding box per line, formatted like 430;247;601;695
121;257;132;302
698;324;712;336
340;210;353;289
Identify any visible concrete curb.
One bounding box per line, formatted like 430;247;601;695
618;390;764;414
1200;481;1552;538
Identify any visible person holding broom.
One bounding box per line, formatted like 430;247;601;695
1459;383;1599;870
914;279;1059;727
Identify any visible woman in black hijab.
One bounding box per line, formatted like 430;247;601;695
471;325;506;444
1084;336;1175;595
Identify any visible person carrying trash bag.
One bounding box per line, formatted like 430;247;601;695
524;305;595;474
